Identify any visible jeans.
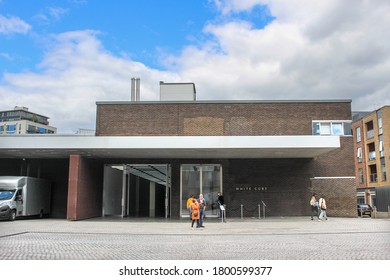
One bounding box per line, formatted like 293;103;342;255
319;209;328;220
199;209;205;226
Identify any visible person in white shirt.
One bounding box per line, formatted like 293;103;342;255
318;195;328;221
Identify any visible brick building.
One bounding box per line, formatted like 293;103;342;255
352;105;390;213
0;99;357;220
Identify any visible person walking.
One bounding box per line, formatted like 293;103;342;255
318;195;328;221
190;199;200;229
198;194;206;228
217;192;225;219
310;193;318;220
186;194;194;220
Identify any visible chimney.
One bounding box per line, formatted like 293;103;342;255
131;77;140;102
135;78;140;101
131;78;135;101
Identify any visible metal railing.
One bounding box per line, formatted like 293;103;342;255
238;202;267;220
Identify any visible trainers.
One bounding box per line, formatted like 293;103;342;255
318;219;321;222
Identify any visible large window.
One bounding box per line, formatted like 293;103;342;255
312;121;352;136
181;164;222;217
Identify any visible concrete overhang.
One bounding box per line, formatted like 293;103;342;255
0;135;340;159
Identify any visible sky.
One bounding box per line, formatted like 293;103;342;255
1;0;390;133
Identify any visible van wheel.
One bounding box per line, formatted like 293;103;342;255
9;210;16;221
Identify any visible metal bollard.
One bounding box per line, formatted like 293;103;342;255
262;201;266;220
258;204;261;220
241;204;243;219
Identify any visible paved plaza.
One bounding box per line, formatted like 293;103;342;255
0;216;389;260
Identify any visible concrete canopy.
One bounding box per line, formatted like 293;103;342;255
0;135;340;159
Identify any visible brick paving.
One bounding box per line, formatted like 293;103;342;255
0;217;389;260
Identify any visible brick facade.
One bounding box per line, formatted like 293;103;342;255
96;101;352;136
94;100;355;218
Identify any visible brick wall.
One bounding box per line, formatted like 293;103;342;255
310;177;357;217
67;155;103;220
96;101;352;136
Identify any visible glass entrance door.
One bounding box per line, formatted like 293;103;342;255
181;164;222;217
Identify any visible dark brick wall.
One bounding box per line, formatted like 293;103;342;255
311;177;357;217
96;101;352;136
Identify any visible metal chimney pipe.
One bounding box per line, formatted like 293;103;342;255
131;78;135;101
135;78;140;101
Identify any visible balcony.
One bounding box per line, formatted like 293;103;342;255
366;130;374;139
370;173;378;183
368;151;376;161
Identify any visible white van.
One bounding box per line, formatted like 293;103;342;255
0;176;51;221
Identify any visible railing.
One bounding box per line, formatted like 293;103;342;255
239;202;267;220
370;173;378;183
368;151;376;161
366;130;374;139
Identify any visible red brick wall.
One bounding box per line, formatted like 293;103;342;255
67;155;103;220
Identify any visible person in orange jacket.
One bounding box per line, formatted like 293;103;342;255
190;199;200;229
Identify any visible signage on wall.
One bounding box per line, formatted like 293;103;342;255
235;185;269;192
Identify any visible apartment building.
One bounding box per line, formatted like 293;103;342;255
0;106;57;135
352;106;390;212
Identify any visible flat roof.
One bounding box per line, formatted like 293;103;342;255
0;135;340;159
96;99;352;105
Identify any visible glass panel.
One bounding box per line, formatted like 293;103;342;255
201;165;221;217
181;165;200;216
332;123;343;135
320;123;331;135
181;164;222;217
312;122;320;135
356;127;361;142
343;122;352;135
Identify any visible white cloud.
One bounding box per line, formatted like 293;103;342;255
0;30;179;133
0;14;31;34
174;0;390;110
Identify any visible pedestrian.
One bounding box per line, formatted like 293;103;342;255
318;195;328;221
310;193;318;220
217;192;225;219
198;194;206;228
186;194;194;220
190;199;200;229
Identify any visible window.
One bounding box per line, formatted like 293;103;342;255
379;140;384;158
369;165;377;183
312;121;352;136
358;168;364;184
7;124;16;131
378;112;383;135
357;147;362;163
366;121;374;139
332;123;343;135
356;127;361;142
367;143;376;161
381;159;387;182
181;164;222;218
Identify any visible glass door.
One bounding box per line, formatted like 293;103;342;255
181;164;222;217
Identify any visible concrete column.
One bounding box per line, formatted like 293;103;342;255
149;182;156;217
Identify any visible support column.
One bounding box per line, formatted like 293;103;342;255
149;182;156;217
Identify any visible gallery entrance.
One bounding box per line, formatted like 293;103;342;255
180;164;222;218
103;164;171;218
